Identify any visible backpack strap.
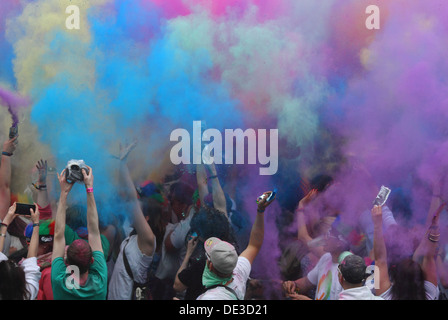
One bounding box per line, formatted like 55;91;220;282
122;238;134;281
206;284;240;300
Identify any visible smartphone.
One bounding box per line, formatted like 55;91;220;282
15;203;36;215
257;188;277;204
267;188;277;202
189;232;198;241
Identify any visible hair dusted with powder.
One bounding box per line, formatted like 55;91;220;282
66;239;93;274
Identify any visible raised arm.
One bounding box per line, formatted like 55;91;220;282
52;169;73;261
413;204;442;286
0;136;17;221
119;161;155;256
412;178;444;286
27;205;40;258
0;203;18;253
296;189;328;259
371;205;391;295
35;159;50;209
240;191;274;264
196;164;209;207
206;163;227;217
82;166;103;253
173;235;198;293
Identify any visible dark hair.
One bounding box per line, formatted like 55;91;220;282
0;260;30;300
140;197;166;252
389;257;427;300
66;239;93;274
187;206;238;263
189;206;236;247
169;181;195;206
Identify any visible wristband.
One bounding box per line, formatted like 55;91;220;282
0;233;6;237
32;183;47;190
32;223;40;227
2;151;12;157
208;175;218;179
0;222;8;228
257;209;265;214
86;187;93;193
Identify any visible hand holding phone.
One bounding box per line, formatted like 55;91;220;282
15;203;36;215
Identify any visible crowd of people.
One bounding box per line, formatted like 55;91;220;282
0;132;447;300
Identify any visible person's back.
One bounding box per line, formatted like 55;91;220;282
337;254;383;300
107;233;155;300
108;162;158;300
176;206;237;300
380;257;438;300
51;243;107;300
197;253;250;300
339;285;383;300
50;165;108;300
197;191;275;300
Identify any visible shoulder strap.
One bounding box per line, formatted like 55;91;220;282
206;284;240;300
122;238;134;281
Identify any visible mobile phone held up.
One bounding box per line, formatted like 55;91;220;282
15;203;36;215
257;188;277;204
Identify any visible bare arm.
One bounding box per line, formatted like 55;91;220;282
196;164;209;207
206;163;227;217
0;137;17;221
173;236;198;293
412;179;444;286
296;189;326;258
436;255;448;288
371;205;391;295
415;208;441;286
82;166;103;253
282;276;315;299
52;169;73;261
240;191;274;264
0;203;18;253
119;162;155;256
27;205;40;258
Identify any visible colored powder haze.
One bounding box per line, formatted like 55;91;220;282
1;0;448;295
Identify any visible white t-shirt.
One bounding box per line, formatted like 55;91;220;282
307;252;342;300
380;280;439;300
155;223;180;280
197;257;251;300
339;286;384;300
0;252;41;300
107;234;155;300
170;210;194;265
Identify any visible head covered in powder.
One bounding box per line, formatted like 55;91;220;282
66;239;93;274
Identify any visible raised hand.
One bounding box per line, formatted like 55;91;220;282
2;202;19;225
257;191;276;212
36;159;47;185
82;165;94;189
57;168;74;194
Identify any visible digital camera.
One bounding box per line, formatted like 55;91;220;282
65;159;89;184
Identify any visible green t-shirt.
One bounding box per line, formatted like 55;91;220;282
51;251;108;300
